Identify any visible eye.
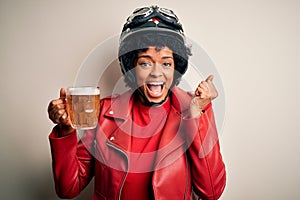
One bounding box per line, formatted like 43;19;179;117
162;62;172;67
138;61;152;68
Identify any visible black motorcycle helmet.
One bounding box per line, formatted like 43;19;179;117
118;5;192;89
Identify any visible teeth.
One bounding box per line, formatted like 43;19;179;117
147;82;164;86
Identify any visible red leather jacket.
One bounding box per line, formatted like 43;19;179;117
49;87;226;200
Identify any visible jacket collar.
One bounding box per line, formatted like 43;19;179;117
104;87;193;120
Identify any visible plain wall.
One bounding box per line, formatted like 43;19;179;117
1;0;300;199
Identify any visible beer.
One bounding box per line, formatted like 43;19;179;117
66;87;100;130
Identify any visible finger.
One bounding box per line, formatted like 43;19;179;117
48;102;67;121
195;87;201;96
47;99;65;113
195;87;206;97
200;89;207;99
195;81;205;94
51;104;66;116
205;74;214;82
60;111;71;126
60;88;66;99
196;88;206;99
49;99;64;107
55;109;67;124
199;82;209;92
205;77;218;100
49;108;62;123
61;111;68;120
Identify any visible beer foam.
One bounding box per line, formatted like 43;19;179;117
67;87;100;95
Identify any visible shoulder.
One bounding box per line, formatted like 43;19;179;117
171;87;193;113
99;89;134;118
100;89;133;104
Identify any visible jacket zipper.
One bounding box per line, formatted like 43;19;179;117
184;153;189;200
106;141;129;200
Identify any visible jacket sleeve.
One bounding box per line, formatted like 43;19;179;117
183;103;226;200
49;128;95;199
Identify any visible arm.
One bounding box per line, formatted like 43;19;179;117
185;75;226;199
49;128;95;198
184;103;226;200
47;88;95;198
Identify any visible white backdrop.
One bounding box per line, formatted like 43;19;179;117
1;0;299;199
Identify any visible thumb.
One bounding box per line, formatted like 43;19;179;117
59;88;69;122
60;88;66;99
206;74;214;82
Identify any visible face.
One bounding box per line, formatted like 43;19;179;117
135;46;175;103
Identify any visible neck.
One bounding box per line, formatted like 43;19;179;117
134;88;171;107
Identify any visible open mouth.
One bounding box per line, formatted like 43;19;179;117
146;82;165;97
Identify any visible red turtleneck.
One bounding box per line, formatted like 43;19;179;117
120;97;171;200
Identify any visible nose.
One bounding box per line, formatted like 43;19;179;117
150;63;163;77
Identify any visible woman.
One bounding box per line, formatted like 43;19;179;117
48;5;226;200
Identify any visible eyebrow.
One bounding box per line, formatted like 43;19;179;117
137;55;174;59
